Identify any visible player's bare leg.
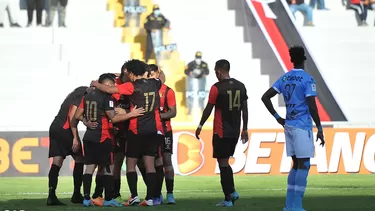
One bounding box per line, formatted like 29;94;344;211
139;155;156;206
71;155;84;204
153;157;164;205
47;156;66;206
163;152;175;204
216;158;237;207
102;164;122;207
113;152;125;202
82;164;97;207
284;156;298;211
124;157;141;206
91;166;105;206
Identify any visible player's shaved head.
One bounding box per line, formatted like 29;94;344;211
98;73;115;85
215;59;230;72
289;45;306;65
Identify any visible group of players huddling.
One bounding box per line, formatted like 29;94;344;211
46;46;324;210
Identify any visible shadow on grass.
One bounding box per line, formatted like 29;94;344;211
2;195;375;211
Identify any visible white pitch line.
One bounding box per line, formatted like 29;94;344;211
0;187;374;196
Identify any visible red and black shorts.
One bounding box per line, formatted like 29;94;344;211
162;130;173;154
83;138;114;166
48;123;83;159
126;131;162;158
212;134;238;159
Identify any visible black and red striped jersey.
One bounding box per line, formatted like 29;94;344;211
52;86;88;129
208;78;248;139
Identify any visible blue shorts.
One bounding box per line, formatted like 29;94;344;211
284;125;314;158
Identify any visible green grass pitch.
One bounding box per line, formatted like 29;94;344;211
0;175;374;211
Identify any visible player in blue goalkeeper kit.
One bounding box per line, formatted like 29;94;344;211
261;46;325;211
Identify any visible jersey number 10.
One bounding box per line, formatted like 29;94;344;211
85;101;98;121
227;90;241;111
144;92;156;112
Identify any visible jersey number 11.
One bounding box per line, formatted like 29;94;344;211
227;90;241;111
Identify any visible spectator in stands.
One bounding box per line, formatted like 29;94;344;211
123;0;140;27
0;0;21;27
26;0;45;27
350;0;369;26
288;0;315;26
184;51;209;115
309;0;328;10
144;4;170;63
46;0;68;27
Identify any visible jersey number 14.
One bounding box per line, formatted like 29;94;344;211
227;90;241;111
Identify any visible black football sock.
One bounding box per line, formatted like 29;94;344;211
73;163;84;194
145;172;156;200
219;166;231;201
165;178;174;194
165;167;174;194
139;167;147;186
126;172;138;198
48;164;61;196
83;174;93;200
113;178;121;198
227;166;235;193
92;175;104;198
154;166;164;197
103;175;114;201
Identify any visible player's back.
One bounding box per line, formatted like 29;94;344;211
128;78;162;135
274;69;316;130
53;86;87;128
214;78;247;138
83;89;113;142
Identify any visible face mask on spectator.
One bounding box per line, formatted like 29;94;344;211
195;59;202;65
154;10;161;16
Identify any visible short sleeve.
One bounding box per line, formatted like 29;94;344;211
104;95;115;111
242;85;248;102
166;88;176;107
208;85;219;104
304;77;317;97
78;97;84;109
118;82;134;95
272;76;282;94
112;93;120;101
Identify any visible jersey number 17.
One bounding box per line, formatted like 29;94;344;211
144;92;156;112
227;90;241;111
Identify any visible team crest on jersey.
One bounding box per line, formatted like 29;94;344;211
159;92;163;98
311;83;316;92
109;101;114;107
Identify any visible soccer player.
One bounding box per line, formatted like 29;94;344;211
91;60;164;207
90;72;130;206
261;46;325;211
72;73;144;207
195;59;248;207
149;64;177;204
111;67;131;203
47;86;96;206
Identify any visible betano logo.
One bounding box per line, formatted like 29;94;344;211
172;129;375;175
172;132;205;176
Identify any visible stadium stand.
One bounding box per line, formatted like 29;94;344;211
297;1;375;123
0;0;131;131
